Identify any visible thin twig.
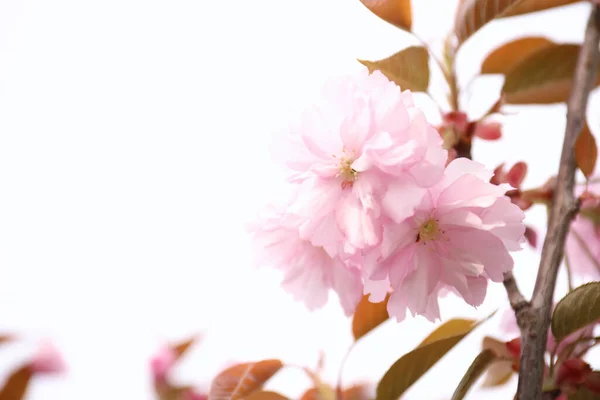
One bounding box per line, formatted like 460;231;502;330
502;271;528;312
514;5;600;400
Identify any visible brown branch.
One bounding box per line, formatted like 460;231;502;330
514;5;600;400
502;272;528;312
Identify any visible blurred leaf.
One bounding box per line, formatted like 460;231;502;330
481;37;555;75
352;294;390;341
359;0;412;30
172;335;200;361
209;359;283;400
502;44;600;104
552;282;600;342
376;317;485;400
300;367;336;400
341;384;372;400
481;336;512;359
0;366;33;400
501;0;581;17
454;0;521;44
300;385;336;400
575;123;598;179
451;349;496;400
245;391;289;400
482;360;514;387
569;387;600;399
418;318;480;347
358;46;429;92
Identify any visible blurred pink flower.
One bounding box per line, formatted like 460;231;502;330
30;341;66;375
565;182;600;281
365;159;525;321
274;67;447;255
150;345;177;384
249;203;363;316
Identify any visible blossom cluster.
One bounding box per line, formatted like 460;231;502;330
250;68;526;322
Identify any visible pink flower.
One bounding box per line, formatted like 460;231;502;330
365;159;526;321
30;341;66;375
249;203;363;316
150;345;177;384
565;182;600;281
274;67;447;255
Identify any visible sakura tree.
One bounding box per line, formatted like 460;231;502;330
2;1;600;400
216;1;600;400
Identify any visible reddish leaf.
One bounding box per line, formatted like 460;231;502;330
481;37;555;75
584;371;600;393
575;123;598;179
454;0;522;44
358;46;429;92
502;44;600;104
351;294;390;341
359;0;412;31
506;162;528;188
341;384;372;400
556;359;592;387
473;122;502;140
524;226;538;248
173;335;201;360
244;391;289;400
0;366;33;400
501;0;581;17
209;360;283;400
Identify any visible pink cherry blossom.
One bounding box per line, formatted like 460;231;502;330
365;158;526;321
273;67;447;255
565;181;600;281
249;203;363;316
30;340;66;375
182;389;208;400
150;345;177;384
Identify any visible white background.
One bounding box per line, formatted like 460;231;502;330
0;0;598;399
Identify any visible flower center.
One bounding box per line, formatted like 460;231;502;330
417;218;441;243
335;149;358;189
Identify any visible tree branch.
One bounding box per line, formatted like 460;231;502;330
515;5;600;400
502;271;528;312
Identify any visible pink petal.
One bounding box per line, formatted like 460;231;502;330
445;228;514;282
473;121;502;141
30;341;66;375
382;179;427;223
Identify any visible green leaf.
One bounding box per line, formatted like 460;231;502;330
359;0;412;31
552;282;600;342
0;366;33;400
451;349;496;400
481;37;555;75
575;123;598;179
375;317;487;400
352;294;390;341
358;46;429;92
502;43;600;104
